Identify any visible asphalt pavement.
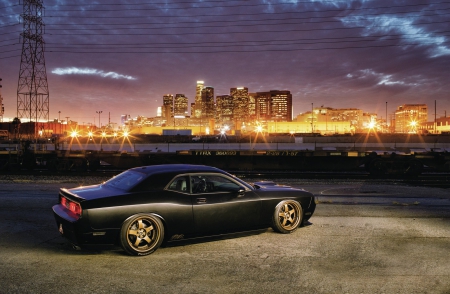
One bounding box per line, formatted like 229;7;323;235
0;176;449;294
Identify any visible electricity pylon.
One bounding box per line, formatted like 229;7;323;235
17;0;49;135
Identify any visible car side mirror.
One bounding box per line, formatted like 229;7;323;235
236;187;245;197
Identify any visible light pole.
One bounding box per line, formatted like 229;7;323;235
96;111;103;129
386;102;388;133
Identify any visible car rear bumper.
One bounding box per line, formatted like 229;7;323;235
52;204;83;245
53;204;120;246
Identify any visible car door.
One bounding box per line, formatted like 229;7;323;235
190;173;261;235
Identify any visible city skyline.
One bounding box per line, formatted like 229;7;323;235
1;0;449;126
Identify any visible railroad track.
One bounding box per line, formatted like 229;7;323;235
2;169;449;188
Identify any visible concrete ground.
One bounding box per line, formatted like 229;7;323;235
0;176;449;294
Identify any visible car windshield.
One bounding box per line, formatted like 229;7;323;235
104;170;147;191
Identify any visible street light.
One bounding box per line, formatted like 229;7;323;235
96;111;103;129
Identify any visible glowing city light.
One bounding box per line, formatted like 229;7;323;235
70;131;78;138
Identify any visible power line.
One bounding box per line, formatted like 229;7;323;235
0;37;20;43
43;1;450;13
41;10;450;31
1;39;446;59
1;1;448;59
40;0;376;7
44;19;450;37
2;1;450;19
41;41;449;54
0;54;20;60
41;30;450;47
1;35;446;58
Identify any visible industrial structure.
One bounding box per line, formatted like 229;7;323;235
16;0;49;135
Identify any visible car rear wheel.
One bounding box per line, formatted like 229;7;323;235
272;200;303;234
120;214;164;256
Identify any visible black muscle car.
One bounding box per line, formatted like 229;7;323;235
52;164;316;256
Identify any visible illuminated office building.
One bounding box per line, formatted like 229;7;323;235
230;87;249;126
201;86;215;120
295;107;366;134
394;104;428;133
216;95;233;125
162;94;173;120
174;94;188;117
256;90;292;122
248;93;257;122
193;81;204;118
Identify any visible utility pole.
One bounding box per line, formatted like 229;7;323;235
0;78;4;122
386;102;388;133
17;0;49;138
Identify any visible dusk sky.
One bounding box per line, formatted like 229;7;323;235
1;0;449;127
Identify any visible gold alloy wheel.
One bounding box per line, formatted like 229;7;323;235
272;200;302;234
121;214;164;255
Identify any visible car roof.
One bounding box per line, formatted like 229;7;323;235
128;164;225;176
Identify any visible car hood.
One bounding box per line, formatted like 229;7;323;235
63;184;126;201
253;181;294;189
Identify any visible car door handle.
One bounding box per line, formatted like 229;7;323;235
196;198;207;204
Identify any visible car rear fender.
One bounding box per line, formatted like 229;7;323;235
122;212;166;228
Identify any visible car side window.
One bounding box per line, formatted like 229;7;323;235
167;176;189;193
191;174;241;194
133;174;174;192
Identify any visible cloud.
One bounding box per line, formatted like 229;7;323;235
51;67;137;80
340;15;450;58
346;69;419;88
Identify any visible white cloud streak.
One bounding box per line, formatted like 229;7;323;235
52;67;137;80
340;15;450;58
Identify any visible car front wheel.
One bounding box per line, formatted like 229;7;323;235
120;214;164;256
272;200;303;234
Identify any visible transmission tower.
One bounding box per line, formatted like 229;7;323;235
17;0;49;128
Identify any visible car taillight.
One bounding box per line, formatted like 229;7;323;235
60;196;82;218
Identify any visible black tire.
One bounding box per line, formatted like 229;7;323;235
120;214;164;256
271;200;303;234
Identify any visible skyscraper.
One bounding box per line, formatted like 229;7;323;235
256;90;292;122
248;92;257;122
201;86;215;120
230;87;249;126
216;95;233;125
174;94;188;117
193;81;204;119
162;94;173;120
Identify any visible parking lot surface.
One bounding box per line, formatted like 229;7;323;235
0;176;449;293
